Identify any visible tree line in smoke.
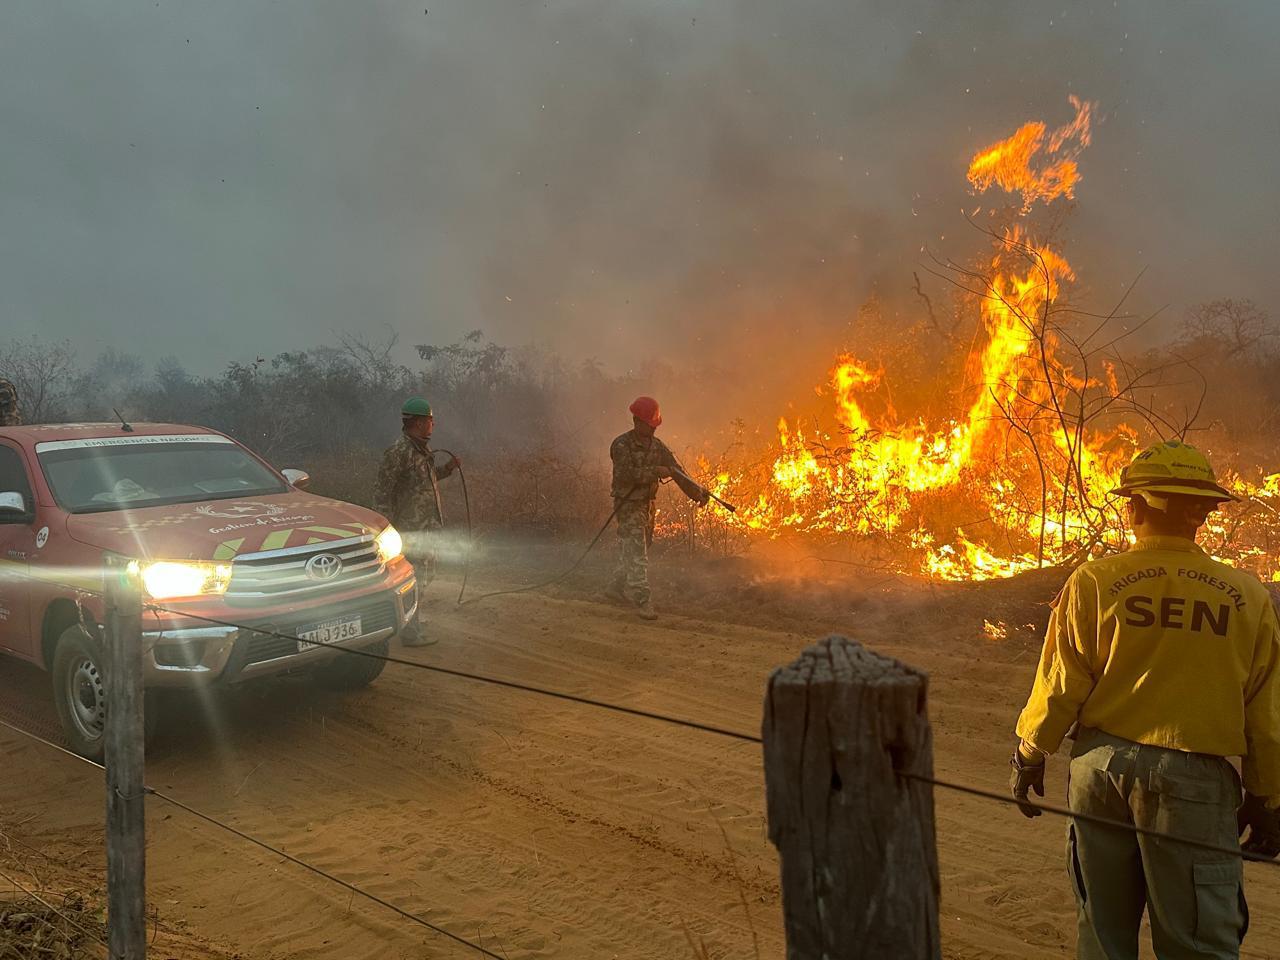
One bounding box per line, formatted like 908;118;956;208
0;330;668;537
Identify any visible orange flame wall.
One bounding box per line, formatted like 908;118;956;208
686;97;1280;582
698;98;1139;578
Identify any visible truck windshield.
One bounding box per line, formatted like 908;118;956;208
37;436;288;513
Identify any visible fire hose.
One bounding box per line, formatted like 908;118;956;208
430;452;736;607
431;448;473;605
671;466;737;514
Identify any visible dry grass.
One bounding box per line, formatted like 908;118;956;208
0;892;104;960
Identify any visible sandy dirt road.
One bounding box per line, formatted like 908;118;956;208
1;547;1278;959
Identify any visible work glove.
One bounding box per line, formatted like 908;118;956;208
1009;749;1045;819
1238;793;1280;859
697;486;711;506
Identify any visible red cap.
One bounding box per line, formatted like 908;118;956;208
629;396;662;428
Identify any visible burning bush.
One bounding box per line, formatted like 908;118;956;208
671;99;1280;582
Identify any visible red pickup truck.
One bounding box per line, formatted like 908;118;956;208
0;422;417;759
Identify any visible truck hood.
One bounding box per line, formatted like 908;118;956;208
64;491;389;562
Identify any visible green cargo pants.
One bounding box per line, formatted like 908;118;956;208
404;522;439;590
1067;728;1247;960
610;499;655;605
399;524;438;645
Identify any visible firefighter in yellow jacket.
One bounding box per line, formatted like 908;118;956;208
1012;440;1280;960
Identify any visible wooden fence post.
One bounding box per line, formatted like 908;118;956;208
763;634;940;959
104;558;146;960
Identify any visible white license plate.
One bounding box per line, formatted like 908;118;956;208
297;615;362;652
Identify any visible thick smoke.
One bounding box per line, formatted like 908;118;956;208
2;0;1279;442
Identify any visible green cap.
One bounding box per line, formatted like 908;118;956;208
401;397;433;417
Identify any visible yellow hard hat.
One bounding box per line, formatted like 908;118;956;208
1110;440;1238;506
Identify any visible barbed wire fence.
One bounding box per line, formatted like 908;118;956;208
1;572;1277;959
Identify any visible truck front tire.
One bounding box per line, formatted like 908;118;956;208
311;639;389;691
50;624;158;762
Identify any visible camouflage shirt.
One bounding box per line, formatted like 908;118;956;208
0;380;20;427
373;434;456;530
610;430;682;502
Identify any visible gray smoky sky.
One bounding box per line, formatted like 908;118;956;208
3;1;1279;387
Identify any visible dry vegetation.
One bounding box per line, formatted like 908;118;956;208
0;893;103;960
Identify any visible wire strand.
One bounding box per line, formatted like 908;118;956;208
0;822;80;870
899;770;1280;868
0;717;104;770
148;604;762;744
145;788;506;960
0;717;508;958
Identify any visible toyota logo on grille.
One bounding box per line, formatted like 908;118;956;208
305;553;343;581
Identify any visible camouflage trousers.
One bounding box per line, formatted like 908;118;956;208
410;556;436;591
610;499;655;605
403;522;440;588
1067;728;1246;960
400;524;439;642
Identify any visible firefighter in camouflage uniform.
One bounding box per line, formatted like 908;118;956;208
374;397;459;646
606;396;708;620
0;380;20;427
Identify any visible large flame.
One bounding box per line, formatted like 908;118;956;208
966;95;1093;212
686;98;1280;581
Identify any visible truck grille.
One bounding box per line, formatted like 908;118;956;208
242;594;398;666
226;535;383;602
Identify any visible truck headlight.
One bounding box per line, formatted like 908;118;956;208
140;561;233;600
375;525;403;564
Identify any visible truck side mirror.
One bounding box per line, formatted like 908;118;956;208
282;469;311;490
0;491;27;515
